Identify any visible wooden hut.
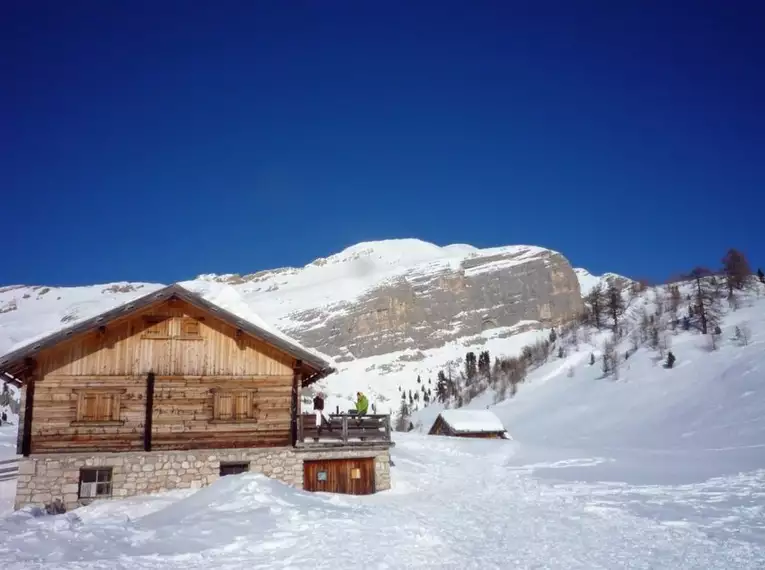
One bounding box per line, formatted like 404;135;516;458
428;409;510;439
0;284;392;511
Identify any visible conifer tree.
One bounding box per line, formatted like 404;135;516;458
605;284;625;334
477;350;491;380
436;371;449;403
395;400;411;432
584;284;605;329
758;268;765;284
464;352;477;383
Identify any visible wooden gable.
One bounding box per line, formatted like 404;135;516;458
36;298;296;378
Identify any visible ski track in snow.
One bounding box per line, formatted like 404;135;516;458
0;433;763;569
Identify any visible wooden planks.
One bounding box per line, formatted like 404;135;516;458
36;299;296;378
303;458;375;495
29;374;293;454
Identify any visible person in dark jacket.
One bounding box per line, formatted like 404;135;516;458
313;391;331;434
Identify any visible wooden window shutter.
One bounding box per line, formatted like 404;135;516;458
80;393;99;421
181;317;201;338
214;392;233;420
234;391;252;419
212;390;256;422
75;390;124;423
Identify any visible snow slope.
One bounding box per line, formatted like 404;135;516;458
412;284;765;485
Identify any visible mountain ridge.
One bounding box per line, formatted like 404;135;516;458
0;238;619;413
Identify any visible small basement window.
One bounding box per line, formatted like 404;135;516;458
219;462;249;477
79;468;112;500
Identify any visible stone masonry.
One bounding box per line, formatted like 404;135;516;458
14;446;391;511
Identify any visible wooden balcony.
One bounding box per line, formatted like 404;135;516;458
297;413;392;448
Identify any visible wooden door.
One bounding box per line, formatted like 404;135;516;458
303;458;375;495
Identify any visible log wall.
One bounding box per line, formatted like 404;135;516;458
27;298;299;454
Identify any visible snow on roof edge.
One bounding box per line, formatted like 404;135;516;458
438;409;507;433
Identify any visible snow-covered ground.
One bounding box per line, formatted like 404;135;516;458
0;432;761;569
0;287;763;567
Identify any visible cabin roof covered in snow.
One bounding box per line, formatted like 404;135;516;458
437;409;507;433
0;283;335;381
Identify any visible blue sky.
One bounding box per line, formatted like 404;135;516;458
3;1;763;286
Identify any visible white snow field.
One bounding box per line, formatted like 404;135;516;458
0;431;761;569
0;292;764;568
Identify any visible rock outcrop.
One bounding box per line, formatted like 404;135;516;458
278;244;583;360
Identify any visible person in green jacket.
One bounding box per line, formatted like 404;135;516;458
355;391;369;415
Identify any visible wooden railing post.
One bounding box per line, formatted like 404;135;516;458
342;416;349;443
298;414;303;443
384;415;391;441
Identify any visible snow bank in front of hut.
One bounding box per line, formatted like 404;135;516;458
1;432;764;568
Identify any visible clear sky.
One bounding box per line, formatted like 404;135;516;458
3;1;763;287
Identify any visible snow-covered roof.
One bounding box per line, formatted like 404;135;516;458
0;283;335;380
438;409;507;433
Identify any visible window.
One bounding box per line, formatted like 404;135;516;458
79;468;112;499
74;389;125;424
212;390;256;422
219;462;249;477
141;316;169;338
180;317;201;338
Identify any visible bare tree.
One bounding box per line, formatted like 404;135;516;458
601;336;619;380
685;267;723;335
722;248;753;297
630;328;641;352
666;284;682;330
707;330;719;352
658;331;672;359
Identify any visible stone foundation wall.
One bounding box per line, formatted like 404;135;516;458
15;446;391;511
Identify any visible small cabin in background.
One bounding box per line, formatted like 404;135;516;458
428;409;511;440
0;284;392;511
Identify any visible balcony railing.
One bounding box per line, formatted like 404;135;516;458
297;413;392;447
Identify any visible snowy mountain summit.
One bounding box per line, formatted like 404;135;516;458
199;238;584;362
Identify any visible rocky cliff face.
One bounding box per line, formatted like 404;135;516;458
0;241;584;364
281;246;583;360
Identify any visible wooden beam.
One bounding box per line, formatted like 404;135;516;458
21;359;37;457
291;360;302;447
144;372;155;452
